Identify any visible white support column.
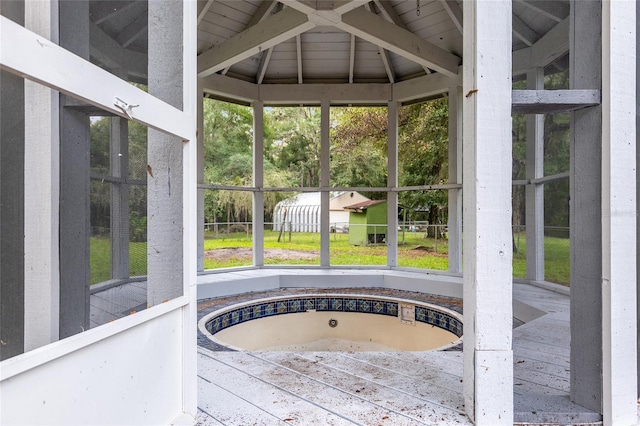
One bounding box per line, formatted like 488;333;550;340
110;117;130;280
637;0;640;401
387;100;398;267
569;0;603;411
601;1;637;424
320;100;330;267
447;86;462;274
197;79;205;272
147;0;184;305
253;101;265;267
462;0;513;424
23;0;60;350
525;67;545;281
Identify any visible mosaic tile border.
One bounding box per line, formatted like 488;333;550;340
205;295;463;338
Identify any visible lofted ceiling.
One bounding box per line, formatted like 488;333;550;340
88;0;571;101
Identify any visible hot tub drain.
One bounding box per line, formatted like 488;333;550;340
328;318;338;328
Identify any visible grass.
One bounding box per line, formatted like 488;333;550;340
90;237;147;285
91;230;571;286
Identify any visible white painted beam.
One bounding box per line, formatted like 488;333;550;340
89;21;147;78
447;86;462;274
246;0;278;27
197;80;205;272
511;89;600;114
258;82;392;103
440;0;463;35
462;0;513;423
392;70;461;103
524;68;544;282
0;17;191;140
387;101;398;267
320;100;330;267
373;0;406;28
253;101;265;267
516;0;568;23
202;73;258;103
364;2;394;83
333;0;371;14
601;1;637;424
512;13;539;47
339;8;461;77
256;48;274;84
197;8;315;77
23;0;60;351
513;17;569;76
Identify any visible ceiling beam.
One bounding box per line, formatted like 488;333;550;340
256;48;274;84
338;8;460;77
516;0;569;23
512;13;539;47
512;89;600;114
440;0;463;35
512;17;568;76
197;0;216;24
364;2;394;83
246;0;278;27
89;21;147;79
332;0;372;14
197;8;315;77
116;12;148;48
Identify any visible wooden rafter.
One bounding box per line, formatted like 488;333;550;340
513;13;539;47
116;12;148;48
338;8;460;77
197;0;216;24
348;34;356;83
364;2;394;83
440;0;463;35
516;0;568;23
197;7;315;77
256;48;274;84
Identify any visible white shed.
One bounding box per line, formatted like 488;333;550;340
273;191;369;232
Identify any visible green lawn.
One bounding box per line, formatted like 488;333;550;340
90;237;147;285
91;230;570;286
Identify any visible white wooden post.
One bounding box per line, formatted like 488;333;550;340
197;79;205;272
447;86;462;274
110;117;130;280
601;1;637;423
320;100;330;266
253;101;265;267
387;100;398;267
569;0;603;411
462;0;513;423
147;0;184;305
23;0;61;350
525;68;544;281
0;0;25;360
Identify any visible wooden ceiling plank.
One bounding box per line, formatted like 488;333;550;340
197;0;216;25
339;8;460;77
440;0;463;35
197;8;315;77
